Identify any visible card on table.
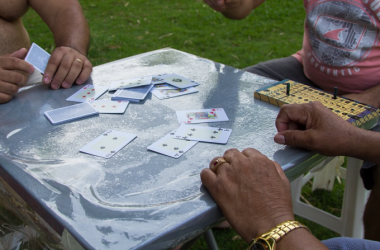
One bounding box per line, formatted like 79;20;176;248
108;76;153;91
147;130;198;158
80;130;137;158
24;43;51;74
152;83;178;90
111;84;153;102
66;84;108;103
159;73;200;88
151;74;168;84
151;87;198;100
91;100;129;114
176;108;229;124
44;103;99;125
173;125;232;144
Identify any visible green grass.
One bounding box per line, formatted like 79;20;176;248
21;0;346;249
23;0;305;69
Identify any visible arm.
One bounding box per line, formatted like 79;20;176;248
274;102;380;165
29;0;92;89
200;148;328;249
0;48;34;103
343;84;380;109
203;0;266;20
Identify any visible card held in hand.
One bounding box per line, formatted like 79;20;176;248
173;124;232;144
80;130;137;158
44;103;99;125
147;130;198;158
24;43;51;74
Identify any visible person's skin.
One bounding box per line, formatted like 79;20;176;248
200;148;328;249
203;0;265;19
203;0;380;110
274;102;380;166
274;101;380;240
0;0;92;104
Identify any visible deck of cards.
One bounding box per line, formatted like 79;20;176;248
35;40;232;160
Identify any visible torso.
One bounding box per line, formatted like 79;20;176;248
0;0;31;55
293;0;380;94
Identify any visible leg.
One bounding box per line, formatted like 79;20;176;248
363;165;380;241
243;56;320;88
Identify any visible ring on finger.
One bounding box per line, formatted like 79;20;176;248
210;157;227;173
75;58;83;63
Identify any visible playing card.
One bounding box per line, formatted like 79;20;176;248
111;84;153;102
80;130;137;158
152;83;178;90
160;73;200;88
24;43;51;74
44;103;99;125
173;125;232;144
91;100;129;114
151;74;168;84
147;130;198;158
151;87;198;100
66;84;108;103
176;108;229;124
108;76;152;91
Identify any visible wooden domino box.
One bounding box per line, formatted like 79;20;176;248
254;79;379;129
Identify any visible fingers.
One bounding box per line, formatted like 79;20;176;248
10;48;28;59
43;47;92;90
200;168;217;190
275;104;307;132
274;130;310;148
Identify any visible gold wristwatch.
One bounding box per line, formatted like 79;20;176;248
248;220;310;250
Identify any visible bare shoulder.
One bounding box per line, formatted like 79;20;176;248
0;0;29;21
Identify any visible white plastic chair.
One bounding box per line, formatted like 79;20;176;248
290;157;369;238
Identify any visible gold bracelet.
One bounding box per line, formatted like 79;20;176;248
248;220;310;250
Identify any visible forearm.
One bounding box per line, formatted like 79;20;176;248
344;128;380;165
51;6;90;55
344;83;380;109
30;0;90;56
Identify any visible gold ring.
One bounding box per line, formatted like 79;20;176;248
75;58;83;63
210;157;227;172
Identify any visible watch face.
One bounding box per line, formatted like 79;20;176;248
250;242;266;250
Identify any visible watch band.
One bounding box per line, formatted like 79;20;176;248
248;220;310;250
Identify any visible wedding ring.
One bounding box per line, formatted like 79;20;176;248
210;157;227;172
75;58;83;63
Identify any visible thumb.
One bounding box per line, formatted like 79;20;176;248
274;130;311;149
9;48;28;59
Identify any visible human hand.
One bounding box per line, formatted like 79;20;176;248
274;102;358;156
0;48;34;104
42;46;92;90
200;148;294;243
203;0;241;13
203;0;263;19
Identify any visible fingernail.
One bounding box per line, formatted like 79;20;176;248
76;79;82;85
30;65;35;74
63;82;70;88
274;134;285;144
43;76;50;84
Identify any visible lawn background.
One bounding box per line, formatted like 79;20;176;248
23;0;344;249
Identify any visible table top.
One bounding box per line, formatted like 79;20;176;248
0;48;325;250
